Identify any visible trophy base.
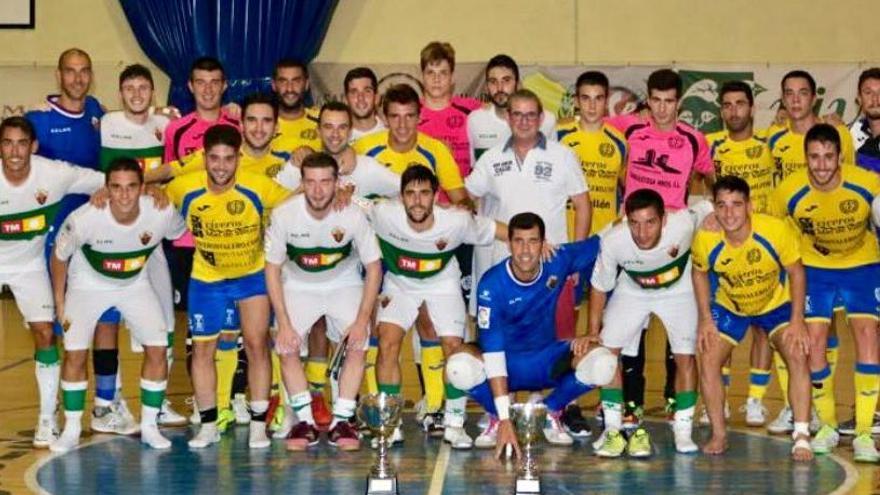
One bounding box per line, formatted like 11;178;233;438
515;477;542;494
365;475;399;494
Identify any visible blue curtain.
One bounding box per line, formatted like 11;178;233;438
119;0;338;113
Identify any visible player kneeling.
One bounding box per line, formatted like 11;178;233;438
49;158;185;451
588;189;713;457
693;176;813;461
265;152;382;451
446;212;616;453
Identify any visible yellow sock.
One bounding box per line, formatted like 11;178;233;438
306;358;328;395
215;343;238;411
748;368;771;401
774;351;790;407
811;365;837;427
826;335;840;381
420;340;446;413
364;337;378;395
854;363;880;436
721;366;731;394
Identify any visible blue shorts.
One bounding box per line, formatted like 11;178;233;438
805;264;880;321
712;303;791;345
188;271;266;341
505;341;573;392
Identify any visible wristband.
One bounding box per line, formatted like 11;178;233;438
494;395;511;421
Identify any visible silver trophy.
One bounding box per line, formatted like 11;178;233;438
511;403;547;494
357;393;402;495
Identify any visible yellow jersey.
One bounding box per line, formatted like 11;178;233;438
705;129;774;213
556;119;627;236
769;164;880;269
352;130;464;200
767;120;855;182
170;148;291;179
692;213;800;316
272;107;321;153
165;170;291;282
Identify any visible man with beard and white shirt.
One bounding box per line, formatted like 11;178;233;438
344;67;385;142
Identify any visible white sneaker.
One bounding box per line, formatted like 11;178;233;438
542;411;574;446
272;405;297;439
370;425;404;449
673;423;698;454
114;398;140;434
188;423;220;449
33;416;58;448
853;433;880;463
50;426;81;453
232;394;251;425
742;398;768;427
810;409;821;434
810;424;840;454
475;417;499;449
158;399;188;426
698;402;730;425
141;423;172;449
249;421;271;449
414;398;428;423
186;396;200;425
443;426;473;449
91;406;139;435
476;412;491;430
767;406;793;434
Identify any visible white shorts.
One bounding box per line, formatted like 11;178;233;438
0;269;54;323
285;285;368;348
63;283;167;351
130;248;175;353
601;290;697;356
378;290;466;339
469;243;497;316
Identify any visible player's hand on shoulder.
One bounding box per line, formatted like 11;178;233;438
89;187;110;209
334;183;356;211
144;184;170;209
292;146;315;167
541;242;558;261
495;420;521;460
224;102;242;119
153;105;181;120
700;211;721;232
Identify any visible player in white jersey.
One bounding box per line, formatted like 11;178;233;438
265;152;382;452
99;63;186;427
49;158;186;452
589;189;712;457
0;117;105;447
344;67;385;142
467;54;557;164
275;101;399;199
372;165;506;449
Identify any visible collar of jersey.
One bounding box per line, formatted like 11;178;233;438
505;258;543;287
47;95;85;119
503;133;547;152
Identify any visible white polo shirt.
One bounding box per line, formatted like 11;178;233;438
467;106;557;164
465;134;587;245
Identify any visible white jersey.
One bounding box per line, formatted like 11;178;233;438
369;200;496;295
99;112;169;172
590;202;713;296
350;118;386;143
265;195;380;291
467;106;556;164
0;155;104;274
275;154;399;198
465;137;586;245
55;197;186;290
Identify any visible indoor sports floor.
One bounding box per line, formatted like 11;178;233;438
0;296;876;494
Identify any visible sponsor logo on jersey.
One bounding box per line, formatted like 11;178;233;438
632;149;679;173
226;200;246;215
102;255;146;273
634;267;681;288
1;214;46;235
298;252;344;268
398;256;442;273
839;199;858;214
140;231;153;245
477;306;491;329
35;189;48;205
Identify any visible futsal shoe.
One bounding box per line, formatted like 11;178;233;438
310;393;332;430
561;404;592;438
50;427;81;453
673;423;699;454
838;412;880;436
852;433;880;463
810;424;840;454
328;421;361;451
188;423;220;449
421;412;446;437
594;429;626;458
216;409;237;434
33;416;59;448
474;417;499;449
287;421;320;451
543;411;574;445
443;426;474;449
626;428;652;458
91;406;139;435
248;421;271;449
370;424;404;449
272;405;297;439
232;394;251;425
767;406;793;434
742;398;768;427
158;399;188;427
141;423;172;449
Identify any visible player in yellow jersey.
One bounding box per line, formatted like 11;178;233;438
769;124;880;462
767;70;855;183
692;175;812;462
705;81;776;428
165;124;291;450
271;59;321;154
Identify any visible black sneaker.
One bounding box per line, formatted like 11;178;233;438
561;404;592;438
838;412;880;436
421;412;445;437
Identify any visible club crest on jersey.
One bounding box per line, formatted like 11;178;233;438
226;200;246;215
668;245;680;258
301;129;318;140
746;248;762;264
446;115;465;129
546;275;559;289
154;128;164;142
667;136;685;150
746;145;764;159
34;189;48;205
379;295;391;308
839;199;858;214
140;231;153;245
331;227;345;243
435;238;448;251
599;143;615;158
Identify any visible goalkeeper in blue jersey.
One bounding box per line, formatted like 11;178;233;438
444;212;617;457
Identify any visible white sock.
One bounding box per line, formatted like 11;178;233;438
63;410;83;436
36;361;60;417
675;406;695;426
444;396;468;428
289;391;314;425
603;401;623;431
331;398;357;428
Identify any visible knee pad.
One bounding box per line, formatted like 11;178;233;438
445;353;486;391
575;347;617;387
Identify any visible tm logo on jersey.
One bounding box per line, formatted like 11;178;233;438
679;70;766;133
